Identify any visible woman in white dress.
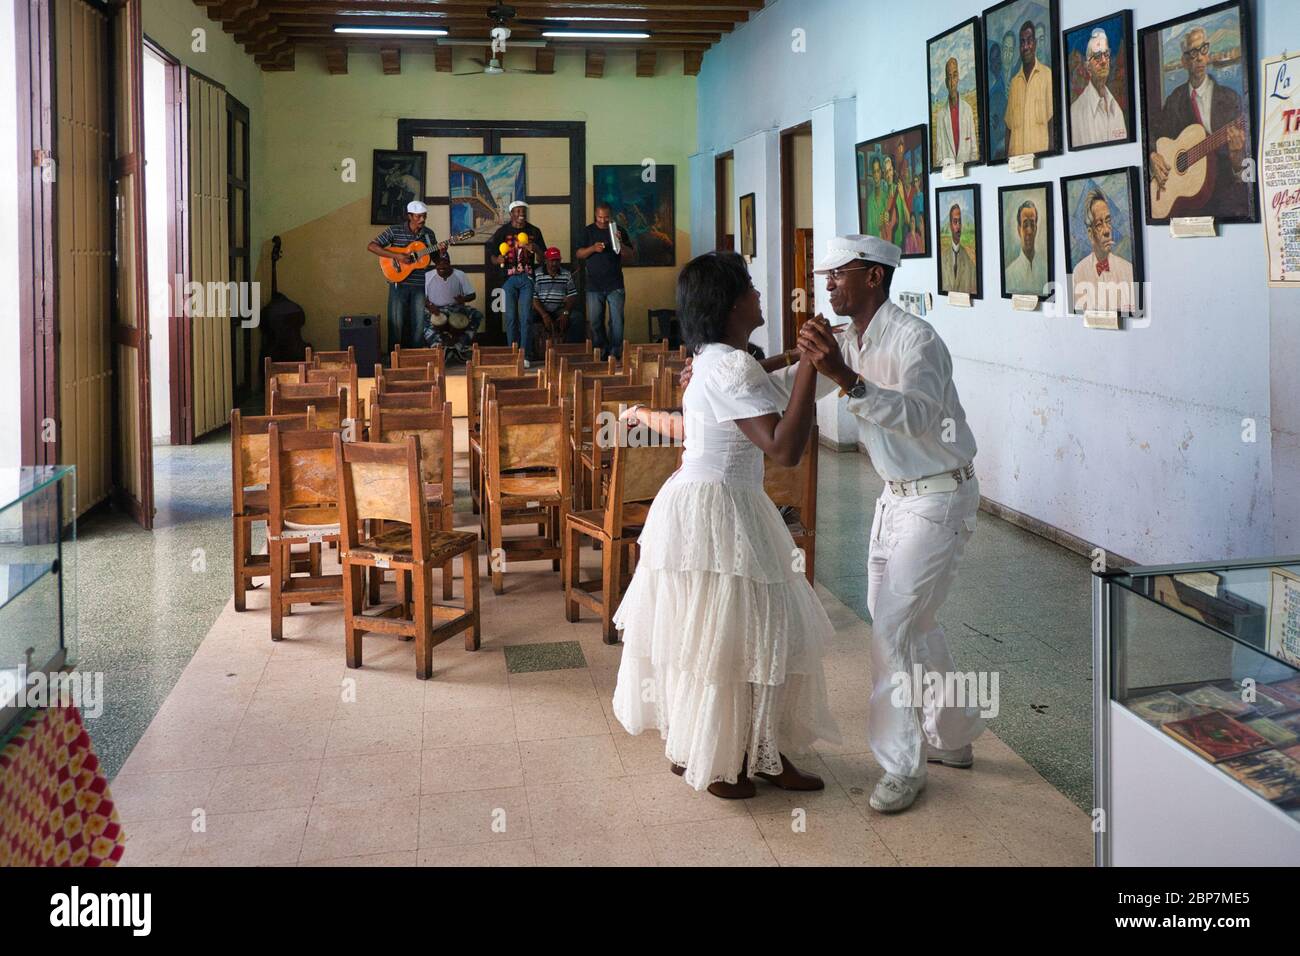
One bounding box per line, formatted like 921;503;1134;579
612;251;840;798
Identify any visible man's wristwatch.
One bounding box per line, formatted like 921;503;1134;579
840;375;868;400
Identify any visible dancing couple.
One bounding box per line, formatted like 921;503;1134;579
614;236;984;813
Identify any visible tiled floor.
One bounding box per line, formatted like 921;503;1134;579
108;425;1094;867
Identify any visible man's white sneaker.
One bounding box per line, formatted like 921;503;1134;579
926;744;974;769
868;773;924;813
523;358;532;369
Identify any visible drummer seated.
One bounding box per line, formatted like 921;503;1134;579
422;253;483;361
531;247;585;359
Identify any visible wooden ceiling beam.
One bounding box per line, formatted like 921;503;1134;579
635;48;656;77
535;47;555;74
585;48;604;78
434;45;453;72
683;49;702;75
380;46;401;74
324;43;348;74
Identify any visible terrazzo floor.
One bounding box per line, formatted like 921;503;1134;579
100;423;1096;866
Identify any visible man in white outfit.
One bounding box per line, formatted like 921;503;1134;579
934;57;979;165
773;235;986;813
1069;28;1128;148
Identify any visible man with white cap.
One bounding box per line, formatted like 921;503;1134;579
488;200;547;365
368;200;441;357
781;234;985;813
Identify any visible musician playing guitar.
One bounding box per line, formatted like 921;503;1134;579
368;199;442;357
1148;25;1250;219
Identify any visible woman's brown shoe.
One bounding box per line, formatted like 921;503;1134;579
755;754;824;791
707;777;757;799
671;763;686;776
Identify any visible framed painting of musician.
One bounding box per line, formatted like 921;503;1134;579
1137;0;1259;224
593;164;677;267
856;125;930;258
371;149;427;225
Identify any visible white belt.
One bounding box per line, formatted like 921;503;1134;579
888;463;975;498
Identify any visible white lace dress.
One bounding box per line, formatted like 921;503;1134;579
611;343;840;789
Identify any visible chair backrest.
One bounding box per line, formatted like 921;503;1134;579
269;390;348;430
263;359;306;413
553;357;615;405
471;343;520;365
763;425;819;528
304;364;359;419
605;438;681;536
656;365;685;408
307;346;356;368
267;423;340;533
377;362;440;386
591;382;655;450
467;357;527;432
484;385;551;411
369;387;438;413
486;400;571;500
335;435;428;557
370;403;453;491
572;370;631;441
230;410;311;511
273;378;338;403
545;341;597;384
391;345;445;378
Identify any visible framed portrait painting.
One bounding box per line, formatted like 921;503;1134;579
934;184;983;299
739;192;757;259
927;17;985;170
593;164;677;267
997;181;1054;300
856;125;930;258
1060;166;1144;318
1137;0;1258;224
1064;10;1136;151
448;153;527;237
983;0;1063;163
371;149;428;225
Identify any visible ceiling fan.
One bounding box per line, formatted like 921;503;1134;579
452;4;544;76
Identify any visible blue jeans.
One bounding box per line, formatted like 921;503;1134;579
502;274;535;357
387;283;427;353
587;288;626;360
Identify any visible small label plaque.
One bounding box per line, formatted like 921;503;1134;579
1084;310;1120;330
947;291;972;308
942;162;966;181
1170;216;1216;238
1011;293;1040;311
1008;153;1037;173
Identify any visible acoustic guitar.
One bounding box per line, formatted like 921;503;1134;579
379;229;475;283
1149;116;1246;220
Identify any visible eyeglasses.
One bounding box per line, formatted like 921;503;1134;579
1088;49;1111;62
823;266;870;281
1183;42;1210;58
1088;216;1113;231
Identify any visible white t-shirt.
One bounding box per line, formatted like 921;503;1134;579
678;345;782;487
424;268;474;308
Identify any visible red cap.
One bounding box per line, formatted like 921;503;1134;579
545;246;562;261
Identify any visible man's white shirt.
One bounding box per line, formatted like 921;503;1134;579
1005;249;1048;296
1190;76;1215;132
1070;82;1127;146
424;268;475;308
770;301;977;481
934;97;978;165
1071;251;1135;312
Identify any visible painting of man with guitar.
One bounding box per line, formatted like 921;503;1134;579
1139;1;1258;224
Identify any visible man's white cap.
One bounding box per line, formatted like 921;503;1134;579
508;200;529;212
406;200;428;214
813;234;902;273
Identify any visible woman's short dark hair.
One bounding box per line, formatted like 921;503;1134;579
676;250;751;354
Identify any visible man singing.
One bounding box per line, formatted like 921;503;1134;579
779;235;985;813
368;200;439;356
488;200;546;366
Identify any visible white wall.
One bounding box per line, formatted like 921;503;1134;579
1;0;21;472
693;0;1300;564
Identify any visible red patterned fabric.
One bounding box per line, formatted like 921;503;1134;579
0;706;124;867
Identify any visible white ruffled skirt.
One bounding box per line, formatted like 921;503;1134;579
612;477;840;790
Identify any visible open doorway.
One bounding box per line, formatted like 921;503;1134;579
714;151;734;252
143;40;190;447
780;122;813;352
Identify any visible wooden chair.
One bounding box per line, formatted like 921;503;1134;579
266;423;344;641
377;378;445;400
371;402;457;598
482;398;571;594
582;381;656;509
304;364;360;420
551;356;616;406
392;344;446;380
479;383;554;540
269;390;348;430
307;346;356;369
564;434;682;642
466;355;528;514
570;369;633;508
230;410;314;612
471;343;519;365
273;378;338;405
657;362;687;408
544;341;597;386
763;426;819;584
369;388;438;414
263;359;306;413
335;435;480;679
377;363;440;385
627;340;670;385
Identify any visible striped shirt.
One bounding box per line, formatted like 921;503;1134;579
374;224;439;288
532;266;578;313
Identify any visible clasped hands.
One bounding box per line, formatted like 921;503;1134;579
795;315;856;389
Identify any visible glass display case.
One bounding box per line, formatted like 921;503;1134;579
0;467;77;739
1094;556;1300;866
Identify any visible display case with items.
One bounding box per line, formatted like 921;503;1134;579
1094;557;1300;866
0;467;77;739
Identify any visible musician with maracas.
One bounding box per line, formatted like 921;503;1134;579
487;200;547;367
368;200;441;358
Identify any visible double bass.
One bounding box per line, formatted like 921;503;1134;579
261;235;309;362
